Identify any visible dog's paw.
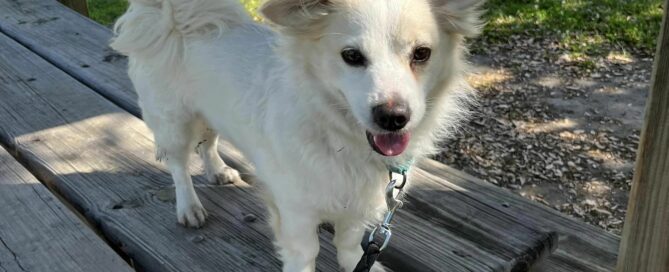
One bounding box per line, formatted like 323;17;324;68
177;201;208;228
209;166;243;185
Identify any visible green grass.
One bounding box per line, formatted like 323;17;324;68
87;0;664;56
87;0;260;25
87;0;128;26
483;0;664;56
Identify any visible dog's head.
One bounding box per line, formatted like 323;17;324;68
262;0;483;158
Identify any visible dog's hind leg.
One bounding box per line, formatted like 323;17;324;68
196;126;243;185
146;113;208;228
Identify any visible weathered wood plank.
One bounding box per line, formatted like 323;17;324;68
0;1;561;271
417;160;619;272
0;146;131;272
0;32;340;271
0;0;139;115
617;2;669;271
412;170;557;270
58;0;88;17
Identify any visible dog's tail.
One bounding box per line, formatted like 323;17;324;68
111;0;250;64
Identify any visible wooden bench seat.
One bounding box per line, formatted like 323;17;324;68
0;1;621;271
0;146;131;272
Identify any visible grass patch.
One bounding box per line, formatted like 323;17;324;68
87;0;128;26
483;0;664;56
86;0;664;55
87;0;261;25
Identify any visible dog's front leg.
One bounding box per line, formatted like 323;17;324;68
334;221;389;272
166;152;207;228
333;221;365;271
272;207;320;272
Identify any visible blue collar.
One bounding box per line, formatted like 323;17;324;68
387;158;415;175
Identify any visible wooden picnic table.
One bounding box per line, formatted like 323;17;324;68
0;1;621;271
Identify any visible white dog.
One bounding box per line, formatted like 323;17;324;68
111;0;483;271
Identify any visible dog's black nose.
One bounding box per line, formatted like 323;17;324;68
372;102;411;131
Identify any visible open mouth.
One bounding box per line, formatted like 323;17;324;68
366;131;411;157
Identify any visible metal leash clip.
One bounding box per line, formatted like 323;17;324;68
367;171;407;251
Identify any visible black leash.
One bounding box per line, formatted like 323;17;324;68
353;171;408;272
353;239;382;272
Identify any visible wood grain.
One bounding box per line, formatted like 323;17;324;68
0;0;139;115
418;160;619;272
387;167;557;272
617;2;669;271
0;146;131;272
0;32;340;272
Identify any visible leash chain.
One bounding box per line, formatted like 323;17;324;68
352;170;408;272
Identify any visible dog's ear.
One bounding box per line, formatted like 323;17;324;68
431;0;485;37
260;0;334;33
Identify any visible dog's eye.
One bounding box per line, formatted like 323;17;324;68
412;47;432;63
341;48;367;67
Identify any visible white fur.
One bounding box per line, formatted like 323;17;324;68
112;0;482;271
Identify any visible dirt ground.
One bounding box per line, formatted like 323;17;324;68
437;34;654;235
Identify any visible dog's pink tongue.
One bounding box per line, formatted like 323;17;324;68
372;133;411;157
